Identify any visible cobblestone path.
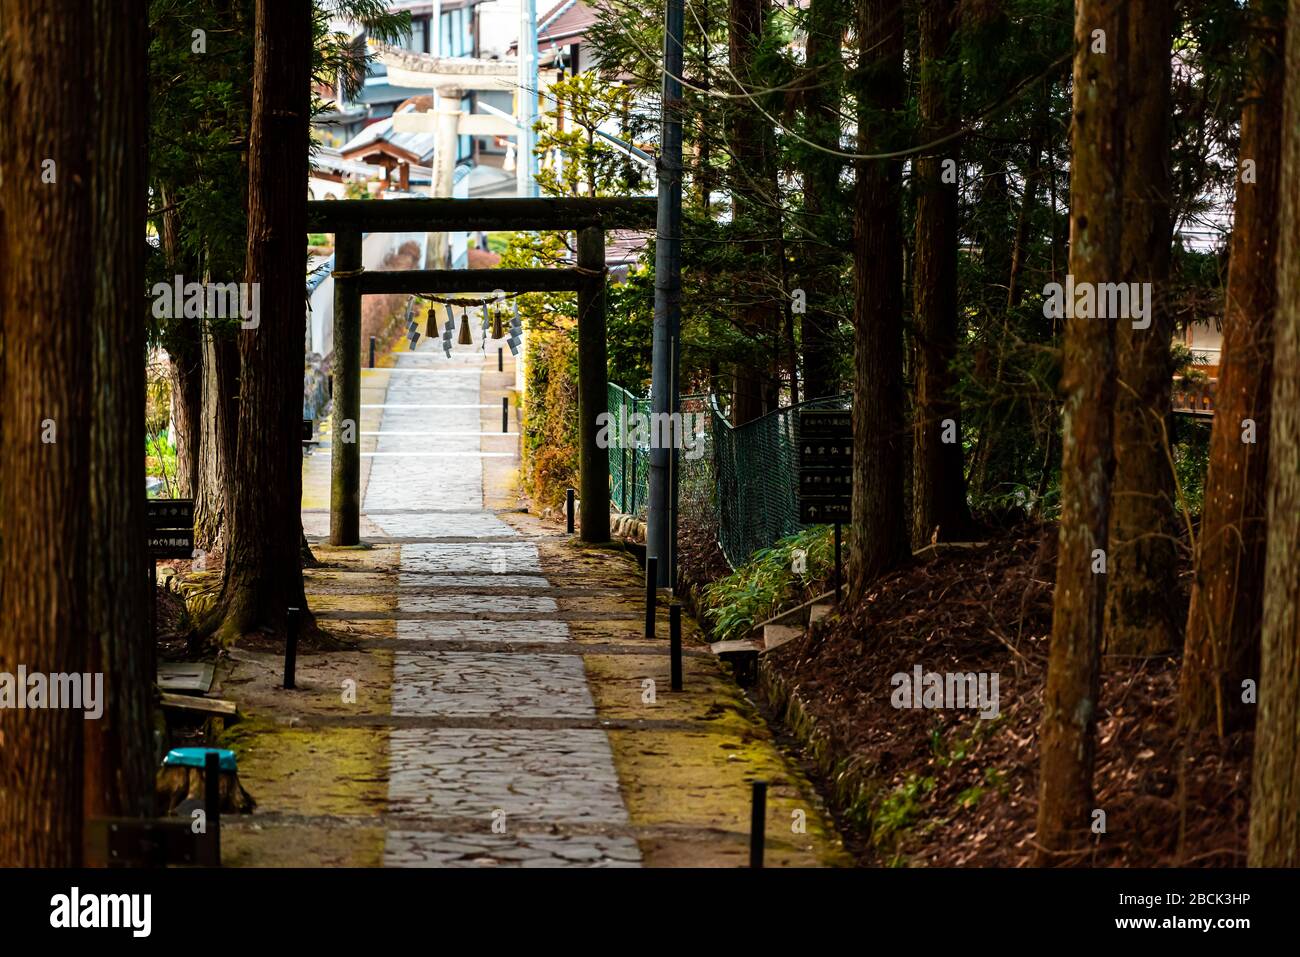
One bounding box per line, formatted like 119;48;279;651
359;336;639;867
226;328;845;868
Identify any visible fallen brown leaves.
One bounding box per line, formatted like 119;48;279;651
765;524;1251;867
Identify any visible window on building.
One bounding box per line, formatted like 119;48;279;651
399;15;430;54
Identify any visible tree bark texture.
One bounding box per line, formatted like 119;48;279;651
848;0;910;597
1181;0;1285;733
912;0;973;548
1036;0;1127;862
0;0;94;865
1248;0;1299;868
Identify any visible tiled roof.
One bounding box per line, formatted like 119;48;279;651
339;105;438;164
510;0;596;51
539;0;596;41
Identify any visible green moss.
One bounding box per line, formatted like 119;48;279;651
219;717;387;818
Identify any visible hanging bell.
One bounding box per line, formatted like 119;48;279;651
458;309;474;345
491;305;504;340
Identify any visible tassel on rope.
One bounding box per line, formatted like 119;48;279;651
491;305;503;340
424;304;437;339
458;310;474;345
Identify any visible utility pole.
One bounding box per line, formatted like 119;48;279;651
648;0;684;588
517;0;538;197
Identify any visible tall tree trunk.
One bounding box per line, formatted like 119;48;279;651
168;336;202;497
848;0;909;596
778;228;799;405
1181;0;1285;733
728;0;780;424
206;0;312;641
1035;0;1127;862
1250;0;1299;864
0;0;94;865
85;0;153;824
195;332;239;553
1103;0;1178;657
1007;98;1047;311
798;0;847;400
911;0;972;547
158;183;202;498
696;1;714;211
977;160;1013;306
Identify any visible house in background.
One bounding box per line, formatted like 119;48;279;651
507;0;597;74
314;0;486;148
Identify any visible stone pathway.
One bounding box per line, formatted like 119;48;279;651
361;334;640;867
224;321;847;868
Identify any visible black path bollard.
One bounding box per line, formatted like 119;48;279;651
502;396;509;433
750;780;767;868
204;751;221;867
284;606;300;690
566;487;575;534
498;347;504;372
644;556;658;639
669;603;683;691
369;336;376;368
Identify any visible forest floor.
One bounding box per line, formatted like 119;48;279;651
761;527;1252;867
192;326;846;867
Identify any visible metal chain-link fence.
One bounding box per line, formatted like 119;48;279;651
710;393;851;568
607;383;652;516
607;387;850;569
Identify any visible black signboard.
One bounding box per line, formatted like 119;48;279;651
302;419;314;442
797;410;852;525
146;498;194;560
147;530;195;560
145;498;195;530
799;470;852;497
799;409;851;436
800;499;851;524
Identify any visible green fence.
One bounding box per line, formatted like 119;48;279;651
607;386;850;569
607;383;652;516
709;393;851;568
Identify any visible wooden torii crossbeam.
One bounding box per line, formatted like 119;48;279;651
306;197;657;545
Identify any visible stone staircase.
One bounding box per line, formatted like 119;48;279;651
709;591;836;685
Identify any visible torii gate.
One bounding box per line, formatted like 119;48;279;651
307;197;656;545
377;45;540;265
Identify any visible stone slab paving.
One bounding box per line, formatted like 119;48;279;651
395;573;551;590
399;541;541;573
386;728;626;823
393;594;558;615
364;335;641;867
391;652;595;717
383;830;641;868
394;619;570;642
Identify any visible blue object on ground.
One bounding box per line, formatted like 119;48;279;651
163;747;237;772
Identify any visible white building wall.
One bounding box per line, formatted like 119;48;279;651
477;0;523;57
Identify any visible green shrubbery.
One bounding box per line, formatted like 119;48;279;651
701;525;835;642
